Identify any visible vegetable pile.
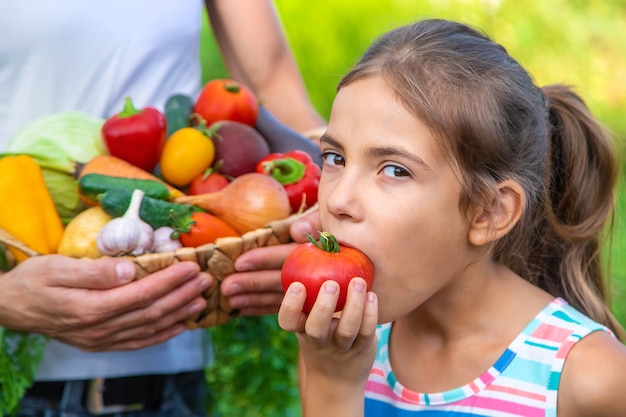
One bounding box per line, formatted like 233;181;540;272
0;78;322;415
0;78;322;263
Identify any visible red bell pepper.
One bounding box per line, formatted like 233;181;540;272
256;150;321;212
102;97;167;172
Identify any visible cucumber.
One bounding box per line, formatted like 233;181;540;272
165;94;194;137
98;188;203;229
79;173;171;202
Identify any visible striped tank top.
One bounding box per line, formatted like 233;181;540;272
365;297;612;416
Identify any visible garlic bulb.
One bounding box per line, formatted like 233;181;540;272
97;189;154;256
152;226;183;253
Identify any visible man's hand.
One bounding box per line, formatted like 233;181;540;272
0;256;212;351
221;209;322;316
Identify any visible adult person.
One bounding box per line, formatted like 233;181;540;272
278;18;626;417
0;0;324;415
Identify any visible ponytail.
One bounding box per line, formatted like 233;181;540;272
539;84;623;339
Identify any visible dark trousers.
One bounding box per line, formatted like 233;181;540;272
17;371;209;417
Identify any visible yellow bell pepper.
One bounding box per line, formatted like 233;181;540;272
0;155;64;262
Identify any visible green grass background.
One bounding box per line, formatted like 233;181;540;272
199;1;626;415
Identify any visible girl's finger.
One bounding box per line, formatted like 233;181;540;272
278;281;308;332
357;291;378;347
304;280;340;342
333;278;368;347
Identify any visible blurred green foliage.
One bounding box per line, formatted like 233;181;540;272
275;0;626;139
205;315;299;417
200;2;626;416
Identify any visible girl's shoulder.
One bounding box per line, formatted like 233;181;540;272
557;322;626;416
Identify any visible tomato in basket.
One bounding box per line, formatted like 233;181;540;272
193;78;259;126
171;212;240;247
187;166;230;195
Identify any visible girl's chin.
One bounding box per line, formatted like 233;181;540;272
376;308;396;325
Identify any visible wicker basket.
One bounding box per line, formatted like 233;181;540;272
0;205;318;329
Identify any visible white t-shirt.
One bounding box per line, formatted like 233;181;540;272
0;0;203;147
0;0;212;379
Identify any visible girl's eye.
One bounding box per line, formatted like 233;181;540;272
382;164;411;178
322;151;345;167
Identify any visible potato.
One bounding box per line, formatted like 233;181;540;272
57;206;113;258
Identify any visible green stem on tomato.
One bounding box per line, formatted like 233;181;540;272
201;159;224;180
224;82;241;94
307;231;340;253
168;209;197;239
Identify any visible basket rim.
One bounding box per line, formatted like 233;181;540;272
0;204;319;261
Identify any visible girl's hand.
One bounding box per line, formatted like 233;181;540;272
278;277;378;416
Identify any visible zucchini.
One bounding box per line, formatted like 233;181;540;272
79;173;171;203
165;94;194;137
98;188;203;229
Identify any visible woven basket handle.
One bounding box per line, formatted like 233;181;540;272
0;228;40;258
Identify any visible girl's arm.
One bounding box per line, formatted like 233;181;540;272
558;330;626;416
279;278;378;417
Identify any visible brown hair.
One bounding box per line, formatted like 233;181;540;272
339;19;623;339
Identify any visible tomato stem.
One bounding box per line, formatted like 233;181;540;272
224;81;242;94
169;209;197;238
201;159;223;180
307;231;340;253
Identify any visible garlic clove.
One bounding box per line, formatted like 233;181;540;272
152;226;183;253
96;189;155;256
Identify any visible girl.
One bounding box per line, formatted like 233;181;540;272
278;19;626;416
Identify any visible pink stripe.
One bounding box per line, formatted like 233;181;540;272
455;396;544;416
468;381;480;393
486;384;546;401
370;367;385;377
531;323;572;341
401;387;421;403
555;338;576;360
366;380;396;398
479;371;496;385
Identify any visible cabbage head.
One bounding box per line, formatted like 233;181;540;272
4;111;107;223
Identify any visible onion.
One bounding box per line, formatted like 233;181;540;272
174;173;291;234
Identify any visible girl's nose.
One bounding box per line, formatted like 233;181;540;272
324;171;362;221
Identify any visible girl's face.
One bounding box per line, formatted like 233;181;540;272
319;76;476;323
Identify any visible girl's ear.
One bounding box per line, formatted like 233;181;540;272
468;180;525;246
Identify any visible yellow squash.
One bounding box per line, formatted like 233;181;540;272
0;155;65;262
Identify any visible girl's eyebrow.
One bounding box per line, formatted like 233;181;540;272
320;133;431;170
367;146;431;170
319;133;342;149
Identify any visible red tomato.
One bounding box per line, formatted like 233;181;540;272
193;78;259;126
176;212;241;248
187;169;230;195
281;232;375;313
